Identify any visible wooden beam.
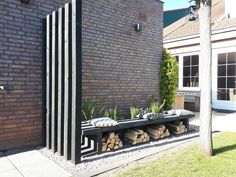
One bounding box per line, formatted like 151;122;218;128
51;11;58;153
42;18;47;147
57;7;65;156
63;3;72;160
71;0;82;164
46;14;52;149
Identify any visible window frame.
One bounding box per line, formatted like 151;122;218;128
175;52;200;91
183;55;199;88
217;52;236;101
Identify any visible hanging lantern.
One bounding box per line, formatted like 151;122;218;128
188;0;197;21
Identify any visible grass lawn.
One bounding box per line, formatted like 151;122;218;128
117;132;236;177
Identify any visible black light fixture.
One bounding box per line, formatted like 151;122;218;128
188;0;197;21
21;0;30;4
0;85;12;93
134;23;142;32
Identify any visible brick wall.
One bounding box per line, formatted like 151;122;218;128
0;0;163;151
82;0;163;115
0;0;70;151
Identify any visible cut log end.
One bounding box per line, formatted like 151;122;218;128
167;121;187;135
102;132;123;152
147;124;170;139
124;128;150;145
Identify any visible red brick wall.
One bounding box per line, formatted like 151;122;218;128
0;0;163;151
82;0;163;115
0;0;70;151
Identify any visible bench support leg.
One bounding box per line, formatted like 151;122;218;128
183;119;190;132
97;132;102;154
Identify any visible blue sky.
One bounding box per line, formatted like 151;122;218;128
162;0;190;10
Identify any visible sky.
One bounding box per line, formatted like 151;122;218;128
162;0;190;11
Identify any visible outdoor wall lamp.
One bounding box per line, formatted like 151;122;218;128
21;0;30;4
0;85;12;93
134;23;142;32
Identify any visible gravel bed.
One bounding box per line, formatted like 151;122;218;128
39;125;199;176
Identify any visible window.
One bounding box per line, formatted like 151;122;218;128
183;55;199;87
217;52;236;101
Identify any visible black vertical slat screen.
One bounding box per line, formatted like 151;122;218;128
45;1;81;164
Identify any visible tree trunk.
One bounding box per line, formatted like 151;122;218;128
199;0;213;156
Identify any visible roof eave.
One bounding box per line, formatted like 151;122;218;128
164;25;236;44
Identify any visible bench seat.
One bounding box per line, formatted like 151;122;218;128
82;114;194;134
81;114;195;156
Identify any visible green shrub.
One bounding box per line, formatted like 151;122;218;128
130;106;139;119
82;98;104;120
104;106;120;120
150;100;166;113
160;49;178;110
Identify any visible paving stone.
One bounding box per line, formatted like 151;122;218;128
0;156;15;172
7;150;71;177
0;169;23;177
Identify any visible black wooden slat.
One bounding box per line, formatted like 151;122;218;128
71;0;82;164
57;7;65;156
46;14;52;149
87;137;91;148
51;11;58;153
81;150;98;157
81;135;85;145
42;18;47;147
63;3;72;160
81;137;88;149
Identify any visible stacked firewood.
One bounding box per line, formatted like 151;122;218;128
146;124;170;139
124;128;150;145
166;121;187;135
102;132;123;152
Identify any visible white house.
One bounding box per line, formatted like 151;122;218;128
164;0;236;111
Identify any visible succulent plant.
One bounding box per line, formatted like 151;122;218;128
82;98;104;120
130;106;139;119
150;99;166;114
104;106;122;121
